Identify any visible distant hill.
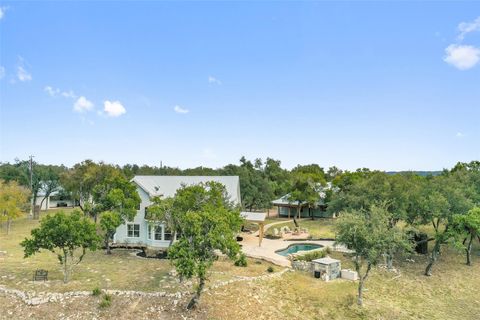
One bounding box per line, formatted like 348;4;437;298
386;171;442;177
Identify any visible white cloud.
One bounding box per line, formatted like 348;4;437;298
208;76;222;85
44;86;60;97
0;7;7;20
44;86;77;99
103;100;126;117
174;105;189;114
61;90;76;98
0;66;5;79
17;66;32;82
456;132;466;138
444;44;480;70
73;96;94;113
457;16;480;40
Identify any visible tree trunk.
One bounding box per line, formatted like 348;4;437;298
466;235;473;266
357;278;365;306
293;206;300;228
63;252;69;283
105;237;111;255
187;276;205;310
357;263;372;306
386;250;394;270
6;218;11;235
425;240;440;276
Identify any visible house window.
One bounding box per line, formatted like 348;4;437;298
127;224;140;238
154;225;163;240
164;227;172;241
147;225;152;240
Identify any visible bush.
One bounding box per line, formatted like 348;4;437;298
234;253;248;267
99;294;112;308
326;246;332;254
295;249;326;262
255;260;262;265
92;287;101;296
267;266;274;273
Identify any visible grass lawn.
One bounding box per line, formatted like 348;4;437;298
0;209;276;293
265;218;337;239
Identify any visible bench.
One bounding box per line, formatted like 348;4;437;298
33;269;48;282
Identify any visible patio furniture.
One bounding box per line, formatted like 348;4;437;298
33;269;48;282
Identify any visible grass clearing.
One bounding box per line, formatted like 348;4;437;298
265;218;336;239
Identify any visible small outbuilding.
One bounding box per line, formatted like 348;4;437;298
312;256;341;281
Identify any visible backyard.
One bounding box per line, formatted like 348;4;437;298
1;210;480;319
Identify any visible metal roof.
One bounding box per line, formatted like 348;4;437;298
132;175;241;204
240;211;266;222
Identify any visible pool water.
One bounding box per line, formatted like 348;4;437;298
276;243;323;256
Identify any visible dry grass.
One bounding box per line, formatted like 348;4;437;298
0;210;275;294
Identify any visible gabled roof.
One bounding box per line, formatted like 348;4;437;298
271;182;336;207
131;175;241;204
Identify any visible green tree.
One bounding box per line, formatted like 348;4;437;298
451;207;480;266
167;182;243;309
99;211;122;254
21;211;100;283
38;167;61;211
145;196;176;246
287;164;326;224
335;206;410;306
0;180;29;234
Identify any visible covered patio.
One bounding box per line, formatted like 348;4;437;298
240;211;266;247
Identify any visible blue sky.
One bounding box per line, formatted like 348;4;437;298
0;1;479;171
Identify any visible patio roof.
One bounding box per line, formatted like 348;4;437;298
240;211;266;223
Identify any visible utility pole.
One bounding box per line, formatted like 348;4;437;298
29;155;34;217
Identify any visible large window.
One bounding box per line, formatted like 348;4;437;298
127;224;140;238
154;225;163;240
164;227;172;241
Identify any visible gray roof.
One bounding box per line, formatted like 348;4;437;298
132;176;241;204
312;256;340;265
240;211;266;222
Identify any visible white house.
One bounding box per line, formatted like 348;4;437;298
113;175;241;249
34;189;75;210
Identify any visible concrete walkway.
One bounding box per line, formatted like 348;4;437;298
241;220;345;267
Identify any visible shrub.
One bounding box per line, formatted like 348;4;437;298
234;253;248;267
295;249;326;262
99;294;112;308
255;260;262;265
326;246;332;254
92;287;101;296
267;266;274;273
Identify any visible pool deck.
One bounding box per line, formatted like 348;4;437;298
240;220;347;267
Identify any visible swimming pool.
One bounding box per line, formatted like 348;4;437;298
276;243;323;256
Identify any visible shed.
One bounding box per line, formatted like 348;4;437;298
312;256;341;281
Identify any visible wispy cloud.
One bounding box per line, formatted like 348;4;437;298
456;132;466;138
174;105;189;114
208;76;222;85
444;44;480;70
17;66;32;82
73;96;94;113
0;6;8;20
457;16;480;41
44;86;60;97
0;66;5;79
45;86;77;99
103;100;126;117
